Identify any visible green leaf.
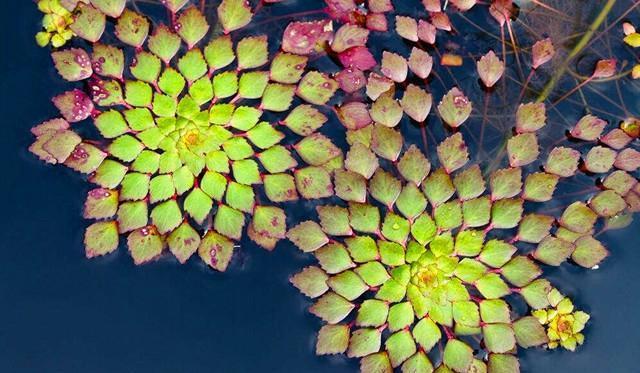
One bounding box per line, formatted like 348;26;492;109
589;190;627;217
411;213;437;246
379;241;406;266
310;292;354;324
149;174;175;203
360;352;393;373
572;236;609;268
84;188;118;219
346;235;379;262
131;51;161;84
327;270;369;301
545;147;580;177
295;133;341;166
52;48;92;82
517;214;554;243
437;133;469;173
437;87;472;128
355;262;390;287
84;221;119;258
370;170;402;209
214;204;245;240
213;71;239;99
345;142;379;179
370;91;403;128
198;230;235;271
434;200;463;230
69;3;106;42
232;159;261;185
479;299;511;323
453;300;480;327
297;71;338;105
167;222;200;263
158;68;186;97
124;108;155;131
258;145;297;174
490;168;522;200
515;102;546;133
455;230;485;257
533;236;575;266
90;159;127;188
584;146;617;173
200;171;227;200
317;205;352;236
115;9;149;47
204;35;235;71
261;83;296;112
513;316;548;348
501;256;541;287
92;44;124;79
176;7;209;49
381;214;411;245
249;206;286;250
423;168;455;207
287;221;328;252
316;324;350;355
402;351;434;373
348;328;382;358
117;201;148;233
178;49;208;83
443;339;473;372
290;266;329;298
487;354;520;373
184;188;213;223
453;165;485;201
238;71;269;99
371;124;403;161
108;134;144;162
263;174;298;202
386;330;417;367
163;0;189;13
148;25;181;64
482;324;516;353
270;52;308;84
237;35;268;70
398;145;430;186
356;299;390;328
151;200;182;234
315;243;355;274
127;226;164;265
294;166;333;199
226;182;254;213
462;197;492;228
507;133;539;167
520;279;553;310
217;0;253;33
282;105;327;136
335;170;367;203
560;202;597;234
523;172;558;202
375;278;407;303
412;317;441;352
491;198;523;229
396;183;427;220
475;273;510;299
401;84;432;122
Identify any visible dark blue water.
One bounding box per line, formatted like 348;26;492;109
1;1;639;372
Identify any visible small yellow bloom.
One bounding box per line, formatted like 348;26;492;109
533;295;590;352
35;0;76;48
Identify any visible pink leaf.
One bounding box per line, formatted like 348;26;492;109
477;50;504;88
450;0;477;11
52;89;94;123
418;20;437;44
336;102;372;130
396;16;418;41
366;73;394;100
282;20;333;56
369;0;394;13
489;0;514;26
366;13;388;32
531;38;555;69
335;68;367;93
422;0;441;12
381;51;408;83
331;24;370;53
338;46;377;70
408;47;433;79
592;59;617;78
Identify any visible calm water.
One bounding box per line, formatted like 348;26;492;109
1;1;639;372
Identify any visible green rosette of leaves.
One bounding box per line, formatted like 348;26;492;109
286;123;617;372
29;0;343;269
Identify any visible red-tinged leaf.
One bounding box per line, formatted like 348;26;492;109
217;0;253;33
282;104;328;135
560;202;597;234
282;20;332;55
31;118;70;137
518;214;555;244
295;133;341;166
64;143;106;174
70;3;106;43
401;84;432;122
408;47;433;79
533;236;575;266
396;16;418;41
295;167;334;199
523;172;558;202
589;190;627;217
366;13;388;32
53;89;94;123
477;50;504;88
450;0;477;11
366;73;394;100
381;51;408;83
441;53;463;66
335;68;367;93
507;133;539;167
250;206;287;250
176;6;210;49
332;24;369;53
127;226;164;265
297;71;339;105
115;9;149;48
163;0;189;13
437;87;472;127
592;59;616;78
85;221;119;259
287;221;329;252
418;20;436;44
398;145;431;186
545;147;580;177
167;222;200;263
338;46;377;71
147;25;182;64
601;129;633;150
291;266;329;298
570;115;607;141
422;0;441;11
52;48;93;82
584;146;617;173
516;102;546;133
90;0;126;17
336;102;372;130
370;169;402;209
335;170;367;202
92;44;124;79
437;133;469;173
603;171;637;195
370;91;403;127
368;0;392;12
572;236;609;268
84;188;118;219
431;12;451;31
371;124;403;161
198;231;235;271
490;167;522;200
532;38;554;69
489;0;514;26
615;148;640;172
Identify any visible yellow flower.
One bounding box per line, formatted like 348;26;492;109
533;296;590;352
35;0;76;48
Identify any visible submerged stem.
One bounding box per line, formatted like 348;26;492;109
536;0;617;103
